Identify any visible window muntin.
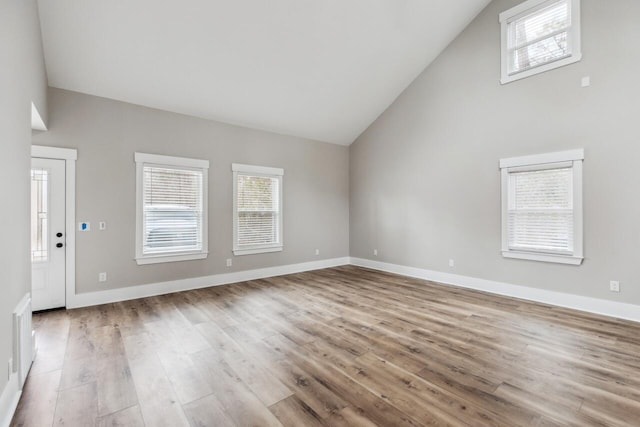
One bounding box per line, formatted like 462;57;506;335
232;164;284;256
500;150;583;265
135;153;209;264
500;0;581;84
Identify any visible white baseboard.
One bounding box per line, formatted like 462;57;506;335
350;257;640;323
68;257;350;309
66;254;640;323
0;373;21;427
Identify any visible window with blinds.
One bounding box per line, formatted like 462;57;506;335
135;153;209;264
500;150;584;265
507;167;573;254
500;0;581;84
232;164;284;256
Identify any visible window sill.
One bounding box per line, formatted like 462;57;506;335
233;246;283;256
502;250;583;265
500;53;582;85
136;251;208;265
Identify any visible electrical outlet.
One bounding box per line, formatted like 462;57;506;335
99;221;107;230
581;76;591;87
610;281;620;293
226;258;232;267
449;259;455;268
373;249;378;256
315;249;320;256
99;272;107;282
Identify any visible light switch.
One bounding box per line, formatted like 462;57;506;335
99;221;107;230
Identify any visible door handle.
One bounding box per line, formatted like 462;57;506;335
56;243;64;248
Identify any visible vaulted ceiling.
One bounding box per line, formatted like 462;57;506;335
38;0;491;145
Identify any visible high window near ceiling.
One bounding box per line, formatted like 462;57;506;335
500;0;581;83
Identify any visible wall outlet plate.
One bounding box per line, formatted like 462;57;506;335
449;259;455;268
373;249;378;256
610;281;620;292
226;258;232;267
99;221;107;230
581;76;591;87
99;272;107;282
315;249;320;256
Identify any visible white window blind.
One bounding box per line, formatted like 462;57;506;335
237;175;279;246
500;150;583;265
143;166;203;254
507;167;573;254
135;153;209;265
500;0;581;84
508;0;570;75
232;164;284;256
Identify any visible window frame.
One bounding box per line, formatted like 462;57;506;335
135;152;209;265
232;163;284;256
499;0;582;84
500;149;584;265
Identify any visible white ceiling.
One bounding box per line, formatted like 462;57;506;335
38;0;490;145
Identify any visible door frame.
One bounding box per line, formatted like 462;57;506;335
31;145;77;308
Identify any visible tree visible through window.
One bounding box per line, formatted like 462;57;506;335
500;0;581;84
233;164;284;255
237;175;279;246
510;0;570;74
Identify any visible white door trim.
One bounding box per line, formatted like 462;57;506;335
31;145;77;308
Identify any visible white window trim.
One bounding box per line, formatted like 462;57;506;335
500;0;582;84
232;163;284;256
135;152;209;265
500;149;584;265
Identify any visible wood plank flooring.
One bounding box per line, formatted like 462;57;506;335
11;265;640;426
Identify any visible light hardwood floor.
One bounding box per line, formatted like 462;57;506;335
11;265;640;426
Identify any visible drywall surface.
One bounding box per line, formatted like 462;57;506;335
350;0;640;304
0;0;48;409
33;88;349;294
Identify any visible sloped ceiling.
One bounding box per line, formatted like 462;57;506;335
38;0;491;145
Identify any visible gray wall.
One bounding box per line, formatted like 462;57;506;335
350;0;640;304
0;0;48;402
33;88;349;294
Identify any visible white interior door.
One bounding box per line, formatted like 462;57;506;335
31;157;66;311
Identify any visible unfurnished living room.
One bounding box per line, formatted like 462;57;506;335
2;0;640;426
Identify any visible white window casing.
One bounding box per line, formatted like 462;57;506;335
135;153;209;265
232;163;284;256
500;149;584;265
500;0;581;84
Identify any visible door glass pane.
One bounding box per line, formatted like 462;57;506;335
31;169;48;262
